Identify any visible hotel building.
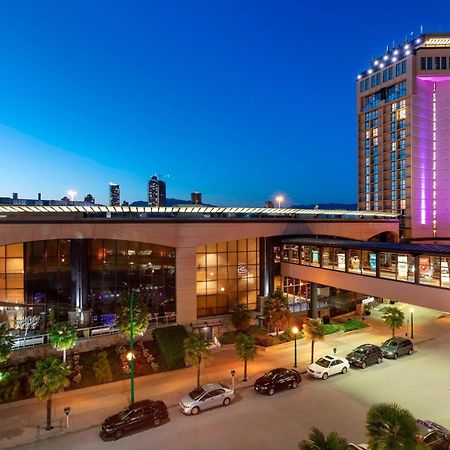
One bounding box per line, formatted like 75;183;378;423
357;33;450;242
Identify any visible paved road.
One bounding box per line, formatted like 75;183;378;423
14;331;450;450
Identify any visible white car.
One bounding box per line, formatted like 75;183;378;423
308;355;350;380
179;383;234;415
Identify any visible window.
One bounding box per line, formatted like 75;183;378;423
401;60;407;74
376;72;381;85
360;81;365;92
371;75;376;88
442;57;447;70
383;69;388;82
365;78;369;91
396;63;401;77
427;57;432;70
388;66;394;80
435;57;441;70
421;57;426;70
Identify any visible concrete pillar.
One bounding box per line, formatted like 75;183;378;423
70;240;88;311
176;246;197;324
310;282;318;319
259;237;273;297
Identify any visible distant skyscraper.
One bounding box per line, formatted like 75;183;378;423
84;194;95;204
148;176;166;207
191;191;202;204
357;33;450;241
109;183;120;206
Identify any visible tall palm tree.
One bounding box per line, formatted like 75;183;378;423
231;303;251;332
298;427;349;450
263;291;291;335
235;332;257;382
0;322;14;364
48;322;77;362
382;307;405;337
302;319;325;364
366;403;419;450
183;332;212;387
29;357;71;430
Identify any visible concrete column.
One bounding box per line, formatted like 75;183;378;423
176;246;197;324
259;237;273;297
414;255;420;284
310;282;318;319
70;239;88;311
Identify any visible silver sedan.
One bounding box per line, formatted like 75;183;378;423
179;383;235;415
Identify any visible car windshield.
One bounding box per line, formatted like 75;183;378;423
265;371;280;380
118;407;131;420
315;358;330;368
220;383;230;390
189;387;205;400
354;346;368;354
383;341;397;347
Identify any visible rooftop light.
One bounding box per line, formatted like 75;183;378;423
357;74;362;80
405;50;411;55
373;60;379;66
379;63;385;68
392;56;398;62
383;55;389;61
393;49;399;55
416;38;421;44
368;68;373;74
404;44;410;50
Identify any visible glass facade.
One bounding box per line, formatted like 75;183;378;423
196;239;259;317
0;243;24;304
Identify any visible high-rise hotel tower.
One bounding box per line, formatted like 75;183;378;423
357;34;450;242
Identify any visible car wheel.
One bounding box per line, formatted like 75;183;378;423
191;406;200;415
377;356;382;364
408;348;413;355
153;417;161;427
393;353;398;360
223;397;231;406
322;372;329;380
267;387;275;396
361;361;367;369
342;366;348;374
114;430;122;440
291;381;298;389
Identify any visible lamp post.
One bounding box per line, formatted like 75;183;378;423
231;369;236;391
410;308;414;339
275;195;284;209
127;290;135;404
292;326;299;368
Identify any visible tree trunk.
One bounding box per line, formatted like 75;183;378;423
46;397;53;430
63;349;67;363
311;340;315;364
197;356;201;387
392;328;395;338
243;358;247;382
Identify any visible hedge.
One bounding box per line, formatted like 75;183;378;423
153;325;188;370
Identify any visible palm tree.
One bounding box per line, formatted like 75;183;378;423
0;322;14;364
231;303;251;332
366;402;419;450
382;307;405;337
263;291;291;335
29;356;71;430
116;295;149;337
235;332;257;382
183;332;212;387
48;322;77;362
298;427;349;450
302;319;325;364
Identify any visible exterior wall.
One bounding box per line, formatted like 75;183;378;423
281;262;450;312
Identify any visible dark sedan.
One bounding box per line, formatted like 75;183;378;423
417;420;450;449
381;337;414;359
346;344;383;369
100;400;169;440
254;368;301;396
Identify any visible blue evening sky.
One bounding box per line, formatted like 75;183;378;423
0;0;449;206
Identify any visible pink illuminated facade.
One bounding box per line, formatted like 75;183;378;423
357;34;450;241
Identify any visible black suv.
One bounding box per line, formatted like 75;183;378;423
254;368;301;396
346;344;383;369
100;400;169;440
381;337;414;359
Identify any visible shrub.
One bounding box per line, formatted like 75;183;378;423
323;323;342;335
247;325;267;337
342;319;368;332
217;331;238;345
254;335;280;347
67;351;83;385
136;341;159;371
93;351;113;384
153;325;188;370
0;367;25;403
115;345;131;374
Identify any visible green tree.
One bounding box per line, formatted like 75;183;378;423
298;427;349;450
183;332;212;387
48;322;77;362
302;319;325;364
382;307;405;337
93;351;113;384
231;303;251;332
263;291;291;335
29;357;71;430
235;332;257;382
366;403;420;450
0;322;14;364
116;295;149;338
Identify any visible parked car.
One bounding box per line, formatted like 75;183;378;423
308;355;350;380
416;420;450;449
179;383;234;415
100;399;168;440
381;336;414;359
346;344;383;369
254;368;301;395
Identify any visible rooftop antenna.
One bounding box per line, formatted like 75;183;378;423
392;40;396;49
420;25;424;34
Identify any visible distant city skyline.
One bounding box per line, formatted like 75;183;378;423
1;2;450;206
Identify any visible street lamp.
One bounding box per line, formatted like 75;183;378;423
67;190;77;204
292;326;299;368
231;369;236;391
410;308;414;339
128;290;135;404
275;195;284;209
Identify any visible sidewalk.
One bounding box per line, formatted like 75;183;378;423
1;303;448;449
